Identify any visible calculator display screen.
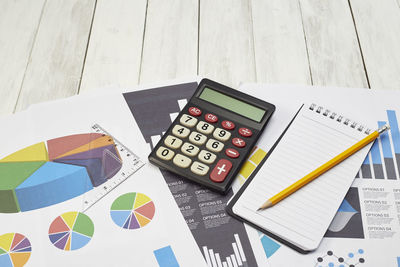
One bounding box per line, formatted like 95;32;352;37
199;88;266;122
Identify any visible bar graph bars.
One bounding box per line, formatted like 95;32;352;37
153;245;180;267
358;110;400;180
203;234;247;267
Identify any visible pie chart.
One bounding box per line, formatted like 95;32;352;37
0;233;31;267
48;211;94;251
0;133;123;213
110;192;155;229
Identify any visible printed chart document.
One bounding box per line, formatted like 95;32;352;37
235;84;400;266
229;104;372;252
0;92;206;267
123;80;270;267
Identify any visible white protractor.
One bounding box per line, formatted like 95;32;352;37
81;124;145;212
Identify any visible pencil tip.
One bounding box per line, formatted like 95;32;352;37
258;200;273;211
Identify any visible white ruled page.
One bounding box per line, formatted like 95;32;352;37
232;104;372;251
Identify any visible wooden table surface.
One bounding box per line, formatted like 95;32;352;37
1;0;400;116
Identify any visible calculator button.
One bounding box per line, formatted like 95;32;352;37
173;154;192;168
206;139;224;153
232;137;246;148
189;107;202;117
198;150;217;164
189;131;207;145
222;120;235;130
156;146;175;161
210;159;232;183
181;142;200;157
197;121;214;134
164;135;183;149
190;161;209;176
213;128;231;142
239;127;253;137
180;114;198;128
225;148;240;158
205;113;218;123
172;124;190;138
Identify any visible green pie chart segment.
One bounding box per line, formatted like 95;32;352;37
0;162;46;213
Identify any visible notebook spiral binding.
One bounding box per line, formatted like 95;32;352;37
309;103;371;134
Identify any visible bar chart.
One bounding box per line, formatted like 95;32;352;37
358;110;400;180
153;246;179;267
203;234;247;267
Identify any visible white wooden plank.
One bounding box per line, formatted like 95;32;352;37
300;0;368;88
199;0;256;88
251;0;311;85
79;0;147;92
350;0;400;90
0;0;45;115
15;0;96;112
140;0;198;84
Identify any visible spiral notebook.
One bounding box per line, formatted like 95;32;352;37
227;103;373;253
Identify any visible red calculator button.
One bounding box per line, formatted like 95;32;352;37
205;113;218;123
222;120;235;130
225;148;240;158
210;159;232;183
232;138;246;148
189;107;202;117
239;127;253;137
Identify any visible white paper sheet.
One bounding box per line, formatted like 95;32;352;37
0;92;206;267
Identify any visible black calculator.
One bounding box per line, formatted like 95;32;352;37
148;79;275;194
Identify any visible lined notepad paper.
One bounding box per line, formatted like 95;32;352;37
232;104;372;251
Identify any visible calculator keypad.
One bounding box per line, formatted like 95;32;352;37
173;154;192;168
205;113;218;123
155;109;255;185
181;142;200;157
196;121;214;135
213;128;231;141
210;159;232;183
156;146;175;160
164;135;183;149
239;127;253;137
172;124;190;138
191;161;209;176
189;107;202;117
198;150;217;164
232;137;246;148
180;114;198;128
189;131;207;145
206;139;224;153
222;120;235;130
225;148;240;158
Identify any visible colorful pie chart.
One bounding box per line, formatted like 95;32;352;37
0;233;31;267
110;192;155;229
48;211;94;251
0;133;123;213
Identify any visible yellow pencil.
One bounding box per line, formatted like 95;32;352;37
257;124;390;211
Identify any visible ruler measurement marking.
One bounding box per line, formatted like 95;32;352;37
82;124;145;212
